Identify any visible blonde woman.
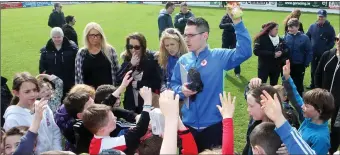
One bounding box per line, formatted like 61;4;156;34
75;22;120;89
158;28;189;90
283;9;304;34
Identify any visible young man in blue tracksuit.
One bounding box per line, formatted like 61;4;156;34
306;9;335;89
170;15;252;152
158;2;175;39
284;18;312;96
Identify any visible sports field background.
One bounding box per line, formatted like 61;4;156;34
1;3;339;152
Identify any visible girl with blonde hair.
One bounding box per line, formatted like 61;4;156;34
158;28;189;90
75;22;120;89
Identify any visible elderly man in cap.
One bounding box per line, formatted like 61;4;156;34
48;2;66;28
306;9;335;89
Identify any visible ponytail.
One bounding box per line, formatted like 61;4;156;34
10;96;19;105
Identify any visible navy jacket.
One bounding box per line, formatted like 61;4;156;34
284;32;312;67
306;20;335;57
174;11;194;34
39;38;78;95
48;10;65;28
158;9;173;38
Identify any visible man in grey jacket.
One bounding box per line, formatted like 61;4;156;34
174;2;194;34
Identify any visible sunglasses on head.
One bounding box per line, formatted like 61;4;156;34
166;29;181;38
335;37;339;42
126;44;141;50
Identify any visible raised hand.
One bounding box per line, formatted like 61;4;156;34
139;86;152;106
217;92;236;119
249;78;262;89
282;60;291;79
130;53;140;66
226;2;242;24
121;70;133;87
34;99;48;121
159;90;180;119
276;144;289;155
260;90;286;127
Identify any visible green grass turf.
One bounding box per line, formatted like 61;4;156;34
1;3;339;152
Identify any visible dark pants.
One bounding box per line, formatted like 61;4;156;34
330;105;340;155
258;66;281;86
186;122;223;153
310;55;321;88
290;64;305;97
222;39;240;75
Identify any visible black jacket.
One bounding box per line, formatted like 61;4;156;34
117;51;162;113
174;11;194;34
62;24;78;46
253;35;289;69
315;49;340;107
48;10;65;28
39;38;78;96
219;14;236;48
1;76;12;127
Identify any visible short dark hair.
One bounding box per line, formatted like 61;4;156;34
303;88;334;121
95;84;117;104
64;92;90;119
3;126;29;146
138;135;163;155
287;18;300;28
186;17;210;34
165;2;175;9
65;15;74;24
54;2;61;8
250;122;282;155
82;104;111;134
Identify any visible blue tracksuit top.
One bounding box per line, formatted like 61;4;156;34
170;21;252;128
165;56;179;89
283;76;330;154
284;32;313;67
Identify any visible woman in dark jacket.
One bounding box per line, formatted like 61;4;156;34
253;22;288;86
75;22;120;89
315;33;340;155
39;27;78;97
219;13;241;78
117;32;162;114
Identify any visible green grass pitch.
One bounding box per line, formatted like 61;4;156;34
1;3;339;152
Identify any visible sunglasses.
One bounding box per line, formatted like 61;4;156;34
88;34;102;38
126;44;141;50
335;37;339;42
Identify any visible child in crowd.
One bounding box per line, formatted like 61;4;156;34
282;59;334;154
3;72;62;154
250;88;315;154
83;86;152;154
199;92;236;154
273;85;301;129
3;126;30;155
54;84;96;152
36;74;63;113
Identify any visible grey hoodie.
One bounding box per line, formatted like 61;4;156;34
3;105;62;154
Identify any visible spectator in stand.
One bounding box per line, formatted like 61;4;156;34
315;33;340;155
3;72;62;154
253;22;288;86
117;32;162;114
174;2;194;35
75;22;120;89
283;9;304;34
48;2;65;28
62;15;78;46
39;27;78;98
306;9;335;90
158;28;189;91
219;7;241;78
170;13;251;151
284;18;312;96
1;76;13;127
158;2;175;39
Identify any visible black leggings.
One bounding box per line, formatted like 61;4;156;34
258;67;281;86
